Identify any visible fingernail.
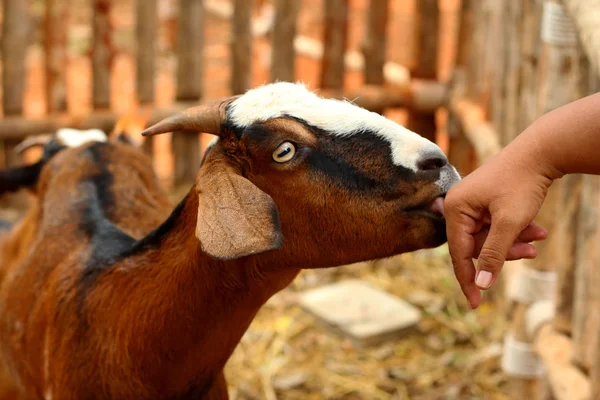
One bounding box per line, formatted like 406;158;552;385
475;270;493;289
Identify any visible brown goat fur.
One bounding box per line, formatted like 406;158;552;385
0;83;459;399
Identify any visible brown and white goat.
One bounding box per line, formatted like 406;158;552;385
0;82;460;399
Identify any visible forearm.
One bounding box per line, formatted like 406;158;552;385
507;93;600;180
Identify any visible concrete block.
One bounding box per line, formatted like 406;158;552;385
297;279;422;347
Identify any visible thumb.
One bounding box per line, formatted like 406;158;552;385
475;215;525;290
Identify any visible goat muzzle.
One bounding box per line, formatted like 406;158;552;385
141;96;241;137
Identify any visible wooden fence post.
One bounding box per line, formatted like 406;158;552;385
271;0;299;82
173;0;204;185
588;62;600;400
44;0;69;113
362;0;389;115
518;0;543;133
92;0;113;110
320;0;348;90
1;0;31;167
136;0;158;157
506;1;588;397
572;175;600;374
500;1;523;145
406;0;438;142
447;0;476;175
466;0;492;111
231;0;252;95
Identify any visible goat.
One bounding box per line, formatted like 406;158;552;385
0;129;114;279
0;82;460;399
0;114;151;282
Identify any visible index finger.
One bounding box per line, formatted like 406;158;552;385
446;211;481;309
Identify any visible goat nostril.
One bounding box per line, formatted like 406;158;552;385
416;155;448;171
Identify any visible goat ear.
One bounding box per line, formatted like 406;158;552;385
196;160;283;260
0;162;43;194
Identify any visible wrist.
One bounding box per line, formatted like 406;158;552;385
508;122;565;183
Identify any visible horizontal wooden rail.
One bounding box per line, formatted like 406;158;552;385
448;96;502;163
0;104;196;140
0;81;446;142
320;80;447;113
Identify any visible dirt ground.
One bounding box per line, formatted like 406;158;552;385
2;1;511;399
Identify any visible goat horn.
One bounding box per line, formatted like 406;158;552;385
141;96;241;137
13;134;54;155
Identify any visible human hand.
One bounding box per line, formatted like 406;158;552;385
443;149;554;309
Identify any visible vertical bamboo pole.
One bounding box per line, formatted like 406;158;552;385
571;51;600;369
173;0;203;185
271;0;299;82
92;0;113;110
501;0;523;144
572;175;600;373
455;0;473;77
551;174;582;335
593;312;600;400
231;0;252;94
44;0;69;114
320;0;348;90
489;1;507;142
538;0;588;338
1;0;30;167
518;0;543;133
136;0;157;157
362;0;389;115
466;0;492;110
507;1;586;397
136;0;157;105
589;69;600;400
406;0;438;142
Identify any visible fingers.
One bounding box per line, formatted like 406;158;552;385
474;216;526;290
506;242;538;260
450;243;481;309
445;209;482;309
517;222;548;242
474;231;538;260
472;221;547;260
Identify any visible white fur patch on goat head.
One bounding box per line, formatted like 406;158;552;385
227;82;443;172
56;128;107;148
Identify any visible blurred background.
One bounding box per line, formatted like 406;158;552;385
0;0;599;399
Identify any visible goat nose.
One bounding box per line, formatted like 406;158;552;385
416;152;448;171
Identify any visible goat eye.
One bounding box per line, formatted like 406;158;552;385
272;142;296;163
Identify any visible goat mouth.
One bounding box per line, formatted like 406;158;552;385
404;194;446;221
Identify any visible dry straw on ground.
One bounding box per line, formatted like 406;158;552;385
223;246;509;400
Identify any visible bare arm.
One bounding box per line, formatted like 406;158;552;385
529;92;600;178
445;93;600;309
